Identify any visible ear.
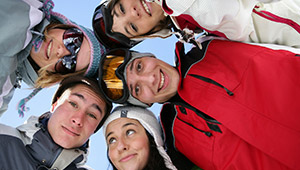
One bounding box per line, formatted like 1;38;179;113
50;99;58;113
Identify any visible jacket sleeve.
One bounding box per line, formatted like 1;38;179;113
0;0;44;58
0;0;44;116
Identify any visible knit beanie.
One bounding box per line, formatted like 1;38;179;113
102;105;177;170
51;12;106;77
18;0;106;117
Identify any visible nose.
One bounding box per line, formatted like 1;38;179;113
56;43;70;58
130;7;140;18
71;111;84;127
117;138;128;152
139;72;155;86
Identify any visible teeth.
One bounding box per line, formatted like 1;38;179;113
47;41;52;59
141;0;151;15
159;72;165;90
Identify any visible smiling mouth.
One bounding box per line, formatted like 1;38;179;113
158;71;165;92
46;40;53;59
62;126;80;136
120;153;137;162
141;0;151;15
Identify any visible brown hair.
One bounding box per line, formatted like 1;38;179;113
108;131;171;170
34;23;88;88
107;0;172;39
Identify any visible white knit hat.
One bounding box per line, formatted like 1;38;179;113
103;105;177;170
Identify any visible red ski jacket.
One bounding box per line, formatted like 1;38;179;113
160;40;300;170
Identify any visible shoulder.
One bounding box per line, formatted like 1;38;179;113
161;0;196;15
16;116;41;141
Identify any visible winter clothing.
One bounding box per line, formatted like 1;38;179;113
0;114;91;170
51;12;106;77
0;0;106;116
103;105;177;170
160;39;300;170
157;0;300;48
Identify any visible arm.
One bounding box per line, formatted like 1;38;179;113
0;0;44;56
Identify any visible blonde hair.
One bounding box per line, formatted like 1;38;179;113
35;66;87;88
34;22;88;88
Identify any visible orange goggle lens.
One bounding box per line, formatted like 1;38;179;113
102;55;126;101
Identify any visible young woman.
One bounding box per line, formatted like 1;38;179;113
0;0;106;116
98;40;300;169
103;105;197;170
93;0;300;49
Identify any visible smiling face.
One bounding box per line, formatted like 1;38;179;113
30;28;90;72
126;56;179;105
106;118;149;170
48;84;106;149
111;0;165;38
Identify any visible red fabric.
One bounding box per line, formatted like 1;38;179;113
164;40;300;170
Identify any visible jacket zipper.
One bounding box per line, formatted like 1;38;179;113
176;115;212;137
189;74;234;96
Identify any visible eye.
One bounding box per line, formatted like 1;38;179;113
136;62;142;72
135;85;140;96
126;129;135;136
87;113;97;120
69;101;78;108
119;4;125;14
108;137;116;145
130;23;138;33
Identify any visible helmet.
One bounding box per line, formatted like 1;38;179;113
92;1;141;49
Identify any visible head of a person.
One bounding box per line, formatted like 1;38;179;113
47;75;112;149
98;48;179;107
31;12;106;88
92;0;171;49
102;106;176;170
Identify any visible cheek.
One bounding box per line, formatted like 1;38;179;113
108;147;118;163
140;89;155;103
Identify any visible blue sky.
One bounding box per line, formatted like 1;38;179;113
0;0;179;169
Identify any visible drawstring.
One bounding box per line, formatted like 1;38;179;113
17;87;42;117
189;74;234;96
172;27;207;50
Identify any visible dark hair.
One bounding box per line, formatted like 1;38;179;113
107;0;172;39
107;131;171;170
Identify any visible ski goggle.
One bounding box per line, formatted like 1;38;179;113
98;48;131;103
92;3;141;49
54;27;84;74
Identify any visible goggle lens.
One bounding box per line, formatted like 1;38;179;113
100;49;129;102
54;28;84;74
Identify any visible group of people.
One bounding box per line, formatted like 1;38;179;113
0;0;299;169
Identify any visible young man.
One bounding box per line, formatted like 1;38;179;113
98;39;300;170
0;75;112;170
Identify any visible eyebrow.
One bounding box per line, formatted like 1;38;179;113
112;8;119;17
71;92;103;114
106;122;137;139
112;5;134;37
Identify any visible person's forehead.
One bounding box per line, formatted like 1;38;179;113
67;84;102;101
107;118;141;131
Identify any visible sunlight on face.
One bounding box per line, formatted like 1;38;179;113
126;57;180;104
111;0;165;38
48;84;106;149
30;28;90;72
